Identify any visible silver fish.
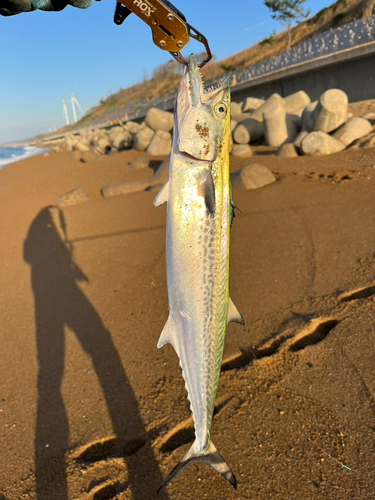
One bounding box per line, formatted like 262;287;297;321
154;54;243;491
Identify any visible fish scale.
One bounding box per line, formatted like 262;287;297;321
154;54;244;492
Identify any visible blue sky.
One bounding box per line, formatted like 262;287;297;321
0;0;334;144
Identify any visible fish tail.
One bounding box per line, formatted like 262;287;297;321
157;439;237;493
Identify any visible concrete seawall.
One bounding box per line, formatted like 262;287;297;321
230;41;375;103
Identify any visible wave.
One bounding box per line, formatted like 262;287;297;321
0;145;48;169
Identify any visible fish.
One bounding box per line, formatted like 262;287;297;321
154;54;244;491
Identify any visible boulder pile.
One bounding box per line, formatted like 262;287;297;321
46;107;174;162
230;88;375;157
46;89;375;162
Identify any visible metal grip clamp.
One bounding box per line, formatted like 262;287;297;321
114;0;212;68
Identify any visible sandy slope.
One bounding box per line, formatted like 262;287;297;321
1;140;375;499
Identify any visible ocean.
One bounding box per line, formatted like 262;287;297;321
0;145;48;169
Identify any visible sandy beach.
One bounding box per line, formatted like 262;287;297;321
1;126;375;499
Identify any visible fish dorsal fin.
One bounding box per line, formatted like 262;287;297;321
153;180;170;207
197;169;215;216
157;315;177;350
227;297;245;325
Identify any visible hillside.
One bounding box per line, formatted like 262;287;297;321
55;0;372;135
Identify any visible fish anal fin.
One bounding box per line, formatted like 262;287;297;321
227;297;244;325
157;440;237;493
157;316;177;350
197;169;215;216
153;180;170;207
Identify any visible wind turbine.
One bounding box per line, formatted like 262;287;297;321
69;91;84;123
62;99;70;125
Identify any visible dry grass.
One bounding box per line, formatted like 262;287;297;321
201;0;368;81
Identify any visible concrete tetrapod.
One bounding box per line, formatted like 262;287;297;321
312;89;348;133
263;103;289;147
301;131;345;156
332;117;372;146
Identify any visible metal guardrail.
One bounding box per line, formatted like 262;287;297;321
232;16;375;85
44;16;375;141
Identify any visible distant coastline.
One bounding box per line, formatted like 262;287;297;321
0;145;48;169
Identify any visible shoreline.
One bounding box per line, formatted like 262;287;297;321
0;145;49;170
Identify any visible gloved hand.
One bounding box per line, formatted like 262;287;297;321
0;0;96;16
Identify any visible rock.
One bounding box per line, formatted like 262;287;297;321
230;164;275;189
362;112;375;125
241;97;265;113
80;151;101;163
125;121;144;135
231;144;253;157
108;126;124;141
145;107;174;132
276;143;299;157
129;157;150;169
55;188;90;207
233;124;250;144
301;101;318;132
350;130;375;148
332;117;372;146
312;89;348;133
90;129;102;145
252;93;285;122
64;134;78;151
95;137;112;155
263;103;289;147
151;154;170;184
146;130;172;155
230;101;242;116
231;112;251;123
301;131;345;156
234;117;264;143
94;131;109;146
360;133;375;148
284;91;310;116
134;126;155;151
101;181;150;197
111;130;133;151
73;140;90;153
294;130;308;149
83;130;94;145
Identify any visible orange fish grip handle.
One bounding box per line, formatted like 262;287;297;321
114;0;212;68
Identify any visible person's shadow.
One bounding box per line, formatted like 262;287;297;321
24;206;168;500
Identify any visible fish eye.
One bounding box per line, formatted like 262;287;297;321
214;102;227;118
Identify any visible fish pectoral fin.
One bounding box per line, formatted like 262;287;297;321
227;297;245;325
157;440;237;493
153;180;170;207
197;169;215;216
157;315;177;349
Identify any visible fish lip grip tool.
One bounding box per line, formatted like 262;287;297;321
114;0;212;68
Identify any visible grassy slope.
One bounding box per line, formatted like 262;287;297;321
57;0;367;135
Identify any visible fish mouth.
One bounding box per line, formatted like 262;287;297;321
175;55;230;135
186;54;231;106
180;151;210;164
